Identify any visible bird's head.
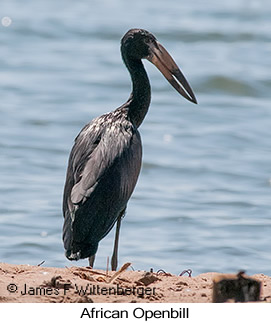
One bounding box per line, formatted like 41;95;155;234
121;28;197;104
121;29;157;60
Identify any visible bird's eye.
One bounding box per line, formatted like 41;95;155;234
144;37;151;45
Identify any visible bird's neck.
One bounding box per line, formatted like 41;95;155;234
125;58;151;128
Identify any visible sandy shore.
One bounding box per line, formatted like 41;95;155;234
0;262;270;303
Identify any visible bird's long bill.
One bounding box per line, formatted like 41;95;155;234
147;42;197;104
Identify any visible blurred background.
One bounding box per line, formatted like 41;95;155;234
0;0;270;276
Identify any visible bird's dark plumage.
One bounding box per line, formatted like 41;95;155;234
62;28;197;269
63;108;142;259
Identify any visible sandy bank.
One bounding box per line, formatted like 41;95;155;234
0;262;270;303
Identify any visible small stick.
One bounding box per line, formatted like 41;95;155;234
107;262;131;284
68;267;108;276
37;261;45;267
179;269;192;277
106;256;109;277
157;269;167;274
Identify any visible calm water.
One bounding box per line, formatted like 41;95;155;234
0;0;271;276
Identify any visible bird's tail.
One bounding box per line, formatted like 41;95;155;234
63;212;98;260
63;212;78;259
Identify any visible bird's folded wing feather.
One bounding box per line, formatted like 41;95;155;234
69;120;138;206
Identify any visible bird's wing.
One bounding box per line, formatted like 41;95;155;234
63;115;142;253
62;117;104;214
67;117;141;208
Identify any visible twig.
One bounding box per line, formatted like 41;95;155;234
179;269;192;277
67;266;108;276
157;269;167;274
107;262;131;284
37;261;45;267
106;256;109;276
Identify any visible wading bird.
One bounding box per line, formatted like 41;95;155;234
62;28;197;270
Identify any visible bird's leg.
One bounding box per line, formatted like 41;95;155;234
111;217;121;271
88;254;95;268
111;209;125;271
